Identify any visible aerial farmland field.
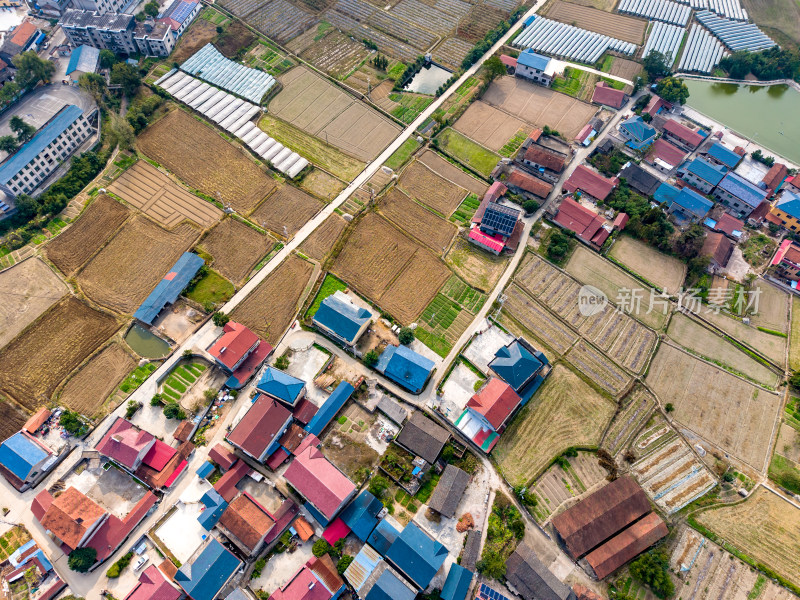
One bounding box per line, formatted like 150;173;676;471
288;28;369;78
250;184;324;238
417;150;488;197
545;1;646;43
58;343;137;416
77;216;199;315
397;161;469;217
748;279;790;334
702;308;787;365
452;101;529;152
566;340;631;396
0;402;28;445
609;235;687;292
300;215;348;262
494;364;616;486
445;238;508;292
137;109;276;213
0;258;67;349
379;188;457;254
200;218;275;285
45;194;130;277
501;283;578;355
602;385;656;456
0;297;120;409
529;451;608;522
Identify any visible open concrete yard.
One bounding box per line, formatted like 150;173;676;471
646;342;781;471
481;76;597;140
71;462;148;518
609;236;687;293
453;101;529;152
269;66;400;161
439;361;483;421
545;1;646;43
0;257;67;349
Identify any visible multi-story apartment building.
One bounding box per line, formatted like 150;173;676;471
0;105;93;197
72;0;130;15
60;10;174;56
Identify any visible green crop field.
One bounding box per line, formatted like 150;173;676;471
449;193;481;226
436;128;500;177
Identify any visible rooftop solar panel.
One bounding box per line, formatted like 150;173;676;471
478;583;512;600
482;203;519;236
170;1;196;22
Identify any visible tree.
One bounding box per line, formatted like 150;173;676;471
12;51;55;88
371;54;388;71
163;401;186;420
275;355;290;369
12;194;37;220
789;371;800;389
674;223;705;259
522;198;538;214
368;475;389;498
337;554;354;575
10;116;35;142
629;550;675;599
655;75;689;105
482;55;506;83
0;81;20;104
312;539;331;557
151;393;164;406
78;72;107;104
642;50;671;80
68;547;97;572
110;62;141;97
108;112;135;150
212;311;230;327
143;0;159;16
546;230;572;262
60;410;87;436
0;135;17;153
398;326;414;345
99;49;116;69
665;403;674;413
363;349;379;367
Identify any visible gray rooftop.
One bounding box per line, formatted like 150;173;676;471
60;9;135;30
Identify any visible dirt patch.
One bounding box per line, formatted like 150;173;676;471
250;184;324;237
608;235;686;291
215;20;256;58
45;195;130;277
322;432;380;484
457;4;511;41
544;1;646;44
379;188;457;254
300;214;348;262
453;101;529;152
299;168;346;201
200;218;275;285
171;18;217;64
231;254;314;344
398;161;468;216
0;297;120;409
445;237;508;292
609;57;643;81
0;257;68;349
138;109;276;213
417;150;488;197
77;215;199;315
299;29;370;78
0;401;28;445
109;160;222;229
58;343;136;416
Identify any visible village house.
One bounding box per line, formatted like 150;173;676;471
762;162;788;195
562;165;618;203
655;117;705;151
514;49;554;86
618;116;657;151
375;344;435;394
385;522;449;590
619;162;660;196
552;196;611;249
657;184;713;222
427;464;469;519
704;210;744;240
217;493;277;555
158;0;202;38
712;172;768;219
96;417;156;471
770;240;800;284
255;366;306;407
591;81;627;110
703;141;743;170
66;44;100;83
441;564;474;600
770;190;800;232
506;543;577;600
0;409;61;491
520;144;566;183
394;411;450;464
268;554;345;600
340;490;385;541
645;138;687;174
123;565;181;600
208;321;272;389
227;395;293;462
312;290;373;347
175;537;242;600
0;22;41;63
505;167;553;200
701;231;734;270
678;157;726;193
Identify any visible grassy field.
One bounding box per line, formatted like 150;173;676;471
389;93;434;124
436;128;500;177
415;276;487;357
769;454;800;495
385;137;420;171
494;364;616;486
667;313;780;387
791;297;800;371
703;309;787;366
449;193;481;226
185;269;234;308
609;235;687;292
446;237;508;292
742;0;800;46
306;273;348;319
748;280;789;334
259;114;365;181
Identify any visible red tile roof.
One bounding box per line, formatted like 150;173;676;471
612;213;629;229
38;487;107;550
208;443;237;470
563;165;617;201
266;448;290;470
485;181;507;203
762;163;787;192
662;120;704;148
585;511;668;579
507;168;553;199
136;441;193;489
87;492;158;561
284;446;355;521
712;212;744;236
467;377;521;430
292;397;318;425
646;138;686;168
469;228;506;253
172;420;193;443
228;395;292;459
125;565;181;600
268;565;333;600
294;516;314;541
591;82;626;109
575;123;594;144
96;418;154;470
701;231;733;267
643;95;671;117
322;517;350;545
264;498;299;545
307;554;344;594
213;459;251;502
554;196;606;245
23;407;51;434
31;490;53;521
279;424;309;454
208;322;260;370
524;146;565;172
142;439;176;472
219;493;275;552
228;338;272;387
500;54;517;68
9;22;37;47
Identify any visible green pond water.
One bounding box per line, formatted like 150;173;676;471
125;323;171;358
684;80;800;164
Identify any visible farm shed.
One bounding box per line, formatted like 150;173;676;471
304;381;355;437
0;431;54;491
133;252;204;325
641;22;685;67
461;529;482;571
377;395;407;426
506;543;577;600
427;464;469;518
584;511;669;579
395;411;450;464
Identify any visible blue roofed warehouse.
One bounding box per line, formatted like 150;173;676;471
133;252;205;325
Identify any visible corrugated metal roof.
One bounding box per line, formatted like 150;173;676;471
133;252;205;324
66;45;99;76
344;543;382;591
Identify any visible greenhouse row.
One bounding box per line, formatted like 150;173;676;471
181;43;276;104
642;22;685;65
617;0;691;26
512;17;636;64
677;23;727;73
694;10;776;51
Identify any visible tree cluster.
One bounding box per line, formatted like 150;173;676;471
629;550;675;599
655;76;690;105
642;50;672;81
0;116;36;153
460;6;526;71
545;230;572;263
12;51;55;89
371;54;388;71
67;547;97;572
719;47;800;81
751;149;776;167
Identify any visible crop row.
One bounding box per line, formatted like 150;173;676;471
567;340;630;395
504;284;578;354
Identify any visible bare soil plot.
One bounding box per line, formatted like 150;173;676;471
269;66;400;161
398;161;468;216
45;195;130;277
502;283;579;355
379;188;457;254
667;312;780;387
696;487;800;588
445;237;508;292
457;4;511;42
494;364;616;486
333;212;450;323
215;19;256;58
0;258;68;349
230;254;314;345
545;1;646;44
300;214;348;262
138;109;276;213
609;57;643;81
602;385;655;456
748;280;789;334
250;184;324;239
171;17;217;63
0;401;28;443
200;218;275;285
646;342;781;470
530;451;608;522
0;297;120;409
609;235;687;292
58;343;136;416
109;160;222;229
702;309;787;366
558;0;617;10
417;150;488;197
566;340;631;396
78;216;199;314
453;102;529;152
300;168;346;201
481;77;597;140
774;423;800;464
296;29;369;78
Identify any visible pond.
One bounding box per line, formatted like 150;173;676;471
125;323;171;359
403;63;452;95
684;80;800;164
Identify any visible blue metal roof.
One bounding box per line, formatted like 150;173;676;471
133;252;204;324
489;340;543;391
654;182;680;206
198;489;228;530
441;564;474;600
0;105;83;186
620;116;656;143
368;518;400;555
686;157;726;185
257;367;305;405
365;569;416;600
313;292;372;344
376;345;435;394
707;142;741;169
674;187;713;216
304;381;355;437
386;522;448;589
176;539;241;600
196;461;215;479
517;48;551;71
66;44;99;76
776;191;800;220
340;490;383;541
718;172;768;208
0;432;49;482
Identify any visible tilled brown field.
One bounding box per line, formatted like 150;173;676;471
201;218;275;285
545;1;646;43
58;343;136;416
0;401;28;444
417;150;488;196
45;195;130;276
250;185;324;237
379;188;457;254
398;161;469;216
77;215;199;314
230;254;314;345
0;297;120;409
300;214;347;262
137;109;276;213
